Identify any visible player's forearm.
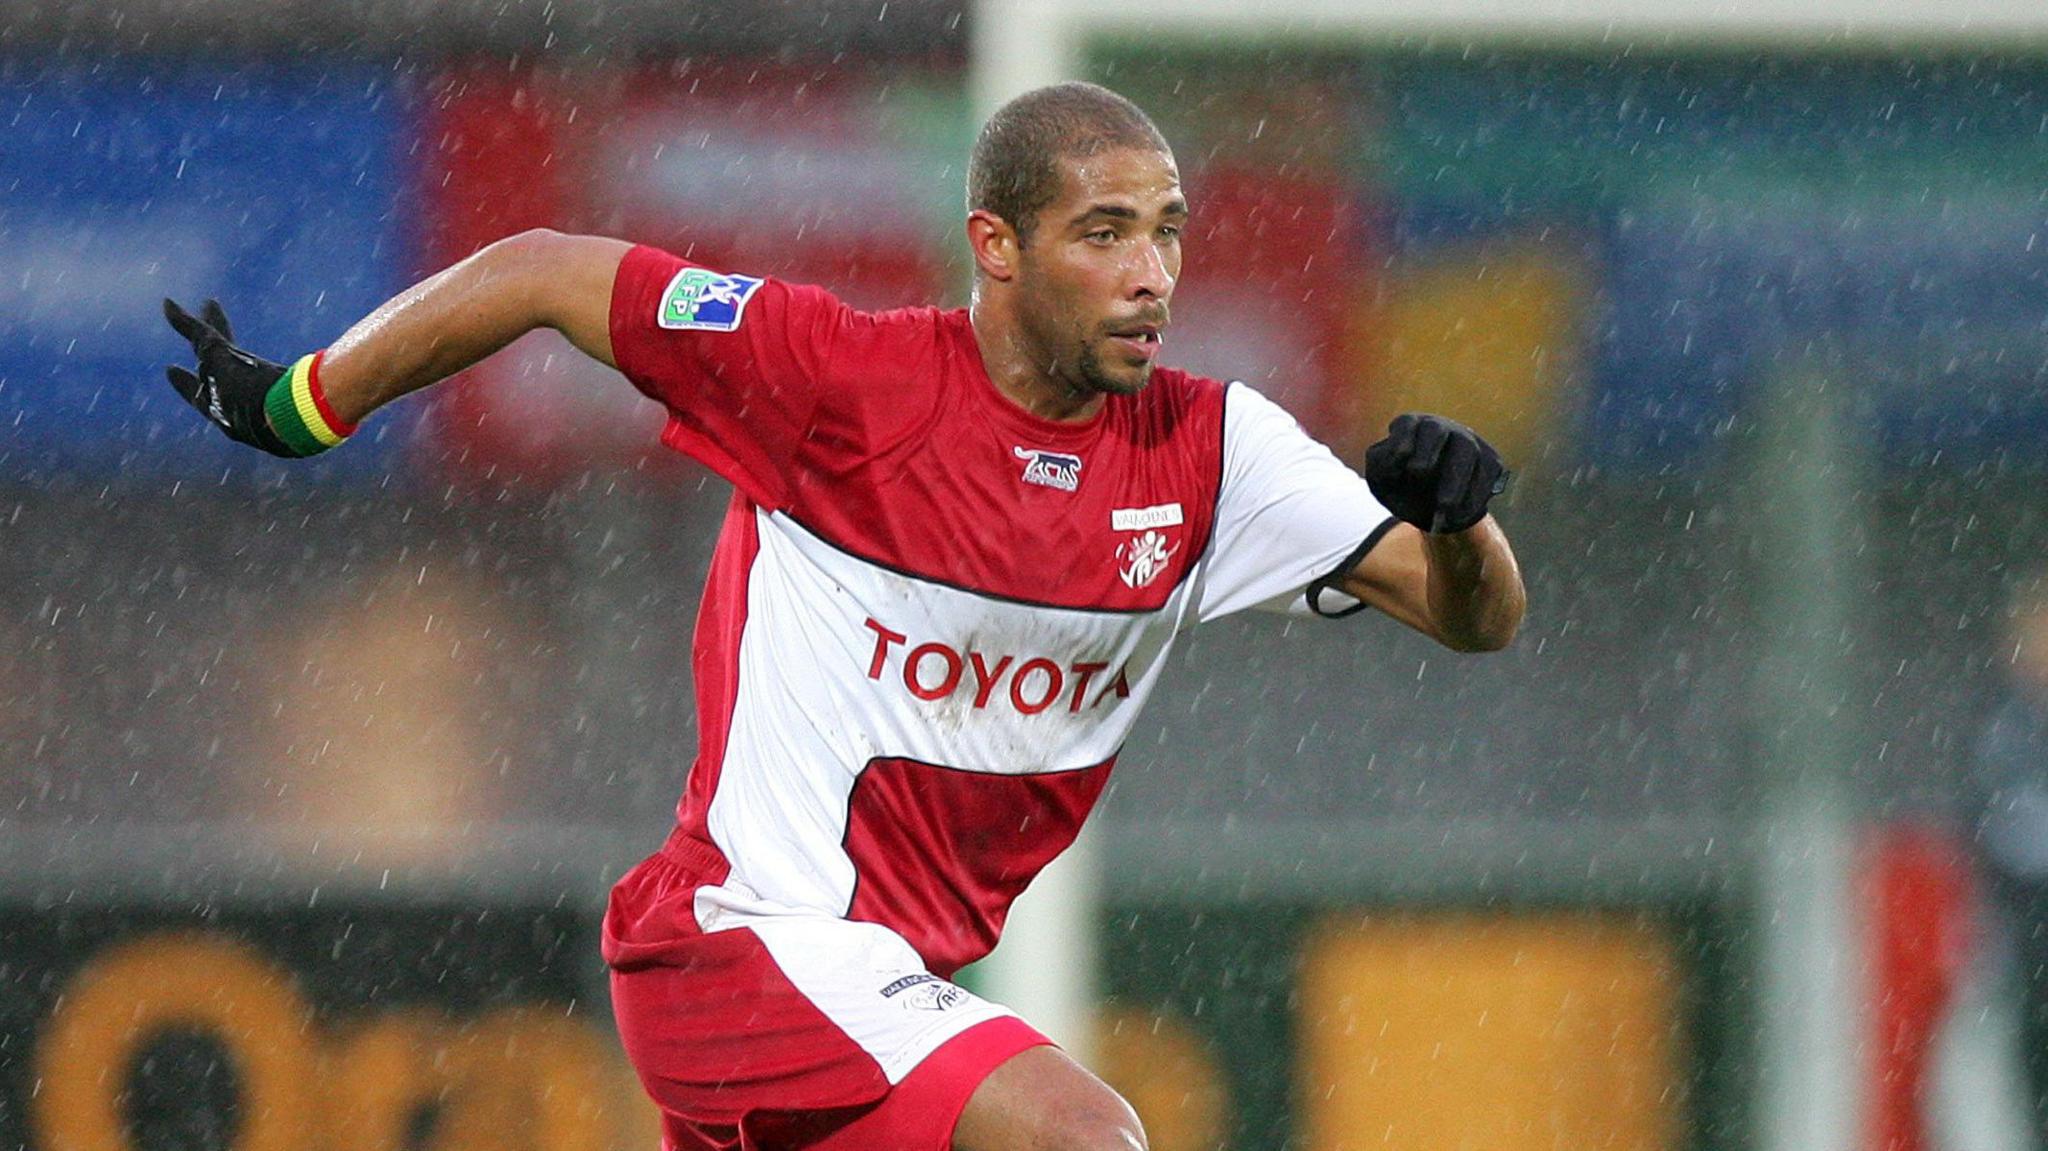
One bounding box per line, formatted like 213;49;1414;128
1422;517;1524;652
318;229;624;426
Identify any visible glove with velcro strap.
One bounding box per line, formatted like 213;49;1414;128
1363;413;1509;535
163;297;355;458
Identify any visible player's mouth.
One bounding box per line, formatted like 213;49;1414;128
1105;322;1163;362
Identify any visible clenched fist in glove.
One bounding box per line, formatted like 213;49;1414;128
1363;414;1509;535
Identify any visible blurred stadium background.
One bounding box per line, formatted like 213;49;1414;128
7;0;2048;1148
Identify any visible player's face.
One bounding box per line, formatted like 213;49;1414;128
1015;148;1186;398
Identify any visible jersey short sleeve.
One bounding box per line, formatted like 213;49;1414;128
1193;383;1398;623
607;244;849;509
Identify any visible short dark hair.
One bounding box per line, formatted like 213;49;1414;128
968;82;1171;245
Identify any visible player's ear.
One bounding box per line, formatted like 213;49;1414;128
966;210;1021;282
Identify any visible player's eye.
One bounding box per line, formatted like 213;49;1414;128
1084;228;1118;244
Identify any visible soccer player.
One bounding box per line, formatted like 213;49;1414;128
164;82;1523;1151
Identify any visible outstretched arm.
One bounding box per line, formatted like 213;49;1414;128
1333;414;1526;652
319;229;629;424
164;229;630;452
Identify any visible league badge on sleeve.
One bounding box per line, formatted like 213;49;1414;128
657;267;765;332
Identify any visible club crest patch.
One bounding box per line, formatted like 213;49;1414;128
1116;529;1180;589
656;267;764;332
1013;446;1082;492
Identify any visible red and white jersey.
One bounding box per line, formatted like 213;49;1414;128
608;245;1393;977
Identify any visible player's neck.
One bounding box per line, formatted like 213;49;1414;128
967;301;1106;425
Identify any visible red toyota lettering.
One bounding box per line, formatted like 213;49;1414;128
969;652;1013;709
905;643;964;701
1009;658;1063;715
1067;662;1107;712
1093;666;1132;707
864;617;906;680
861;617;1128;715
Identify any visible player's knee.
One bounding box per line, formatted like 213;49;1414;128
955;1045;1147;1151
1086;1116;1148;1151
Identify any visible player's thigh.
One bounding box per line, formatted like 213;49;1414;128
952;1044;1147;1151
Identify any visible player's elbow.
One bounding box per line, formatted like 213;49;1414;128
461;228;565;319
476;228;632;361
1445;623;1518;653
484;227;620;291
483;227;573;293
1438;599;1524;653
489;226;570;264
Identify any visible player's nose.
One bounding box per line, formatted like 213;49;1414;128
1126;241;1174;300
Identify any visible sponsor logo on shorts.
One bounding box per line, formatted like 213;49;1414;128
1013;446;1082;492
656;267;764;331
879;973;968;1012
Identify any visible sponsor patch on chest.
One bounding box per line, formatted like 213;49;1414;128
1111;503;1183;531
862;617;1133;715
1012;446;1082;492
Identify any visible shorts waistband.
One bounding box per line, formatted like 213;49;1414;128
657;827;730;882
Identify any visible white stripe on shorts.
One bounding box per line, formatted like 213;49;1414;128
743;914;1018;1084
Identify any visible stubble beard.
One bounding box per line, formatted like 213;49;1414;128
1015;280;1155;401
1022;308;1148;402
1075;338;1151;397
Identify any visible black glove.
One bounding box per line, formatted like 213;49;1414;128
163;297;297;457
1364;413;1509;534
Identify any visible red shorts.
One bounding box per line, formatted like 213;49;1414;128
604;842;1050;1151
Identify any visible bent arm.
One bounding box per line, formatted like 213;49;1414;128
1335;516;1525;652
318;229;632;426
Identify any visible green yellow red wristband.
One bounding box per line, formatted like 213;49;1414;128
261;351;356;457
